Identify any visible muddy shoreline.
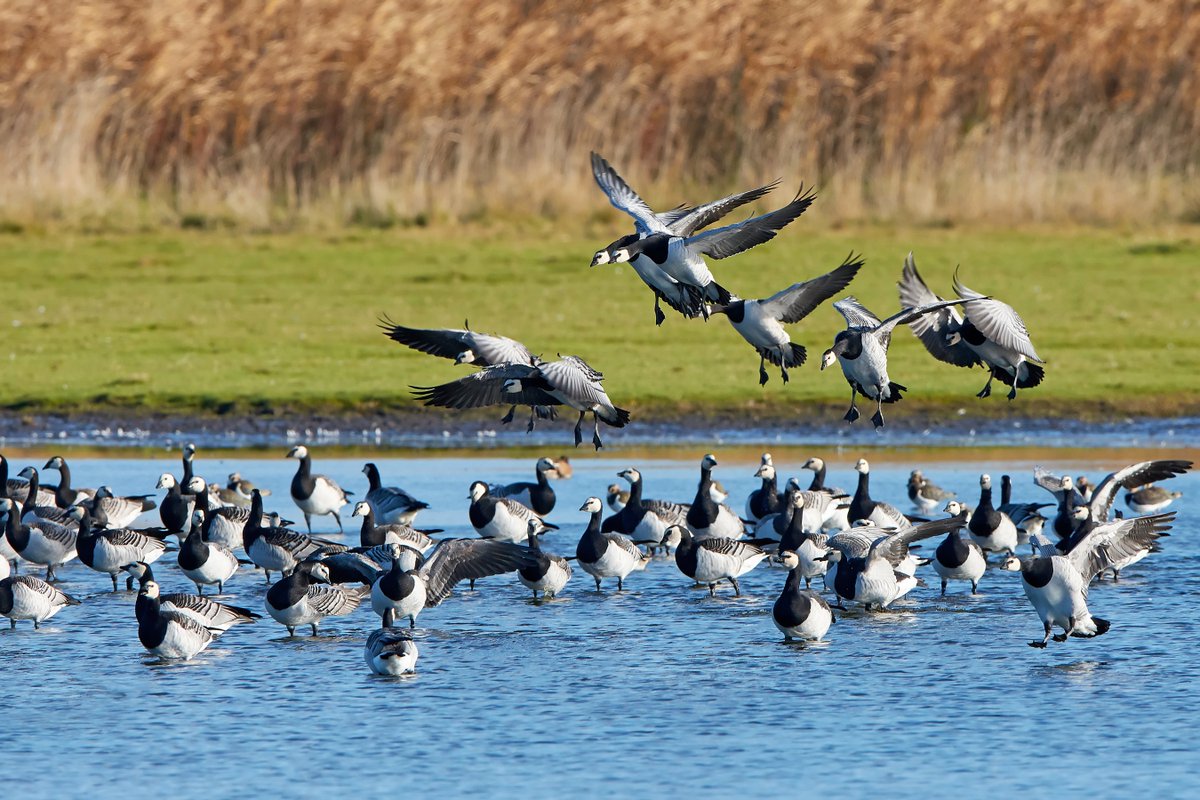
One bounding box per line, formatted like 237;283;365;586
0;408;1195;451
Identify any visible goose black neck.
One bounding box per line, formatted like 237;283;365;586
0;456;8;498
364;463;382;492
978;485;994;513
1000;476;1012;506
850;470;873;521
244;492;264;546
54;461;74;508
5;504;25;550
784;566;803;593
135;591;167;645
296;455;313;479
627;475;644;509
182;452;193;484
694;466;715;510
585;509;603;536
808;463;826;491
22;470;39;517
180;524;209;569
360;507;379;546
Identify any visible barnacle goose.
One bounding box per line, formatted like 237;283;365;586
576;497;651;591
489;457;557;517
243;490;335;582
135;579;225;660
932;510;987;595
821;295;978;427
265;561;369;636
124;562;259;630
898;253;1046;400
670;525;768;596
68;505;168;591
518;521;572;600
352;501;437;552
468;481;556;544
287;445;351;533
685;454;746;540
848;459;910;530
602;467;689;554
361;462;429;525
907;470;955;513
713;253;863;385
0;574;80;629
1;497;76;581
177;511;240;594
967;474;1019;555
772;551;835;641
365;628;419;675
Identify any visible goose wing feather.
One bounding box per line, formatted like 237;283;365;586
758;253;865;324
420;538;537;607
1088;460;1191;522
1067;513;1175;585
897;253;979;367
683;186;817;260
953;273;1042;361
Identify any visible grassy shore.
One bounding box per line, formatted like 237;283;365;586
0;223;1197;420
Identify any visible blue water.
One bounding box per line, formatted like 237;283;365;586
3;452;1197;798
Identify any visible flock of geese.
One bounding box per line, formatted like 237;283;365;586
0;444;1189;672
380;152;1047;444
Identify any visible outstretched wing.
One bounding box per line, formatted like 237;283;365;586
410;364;556;410
590;152;669;236
759;252;864;324
953;272;1042;362
379;320;535;367
1067;513;1174;584
1088;460;1192;522
897;253;979;368
420;539;537;607
306;584;368;617
667;180;780;237
1032;466;1082;504
832;297;883;330
870;512;968;567
683;186;817;260
537;358;610;406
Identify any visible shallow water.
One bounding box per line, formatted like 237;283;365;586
4;453;1197;797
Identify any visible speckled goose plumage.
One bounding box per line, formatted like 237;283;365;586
671;525;768;596
361;462;429;525
0;574;80;629
364;627;419;675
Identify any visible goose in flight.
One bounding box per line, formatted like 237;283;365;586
609;186;817;317
381;318;557;429
589;151;779;324
1001;513;1174;648
897;253;1045;400
412;355;630;450
821;295;980;428
712;253;864;385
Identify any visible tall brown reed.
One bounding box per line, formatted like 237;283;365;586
0;0;1196;228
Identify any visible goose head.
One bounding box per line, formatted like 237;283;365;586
286;445;309;460
701;453;718;471
140;579;162;599
980;474;992;490
607;233;644;264
754;463;776;480
1071;505;1091;522
121;561;152;582
352;501;371;518
999;556;1023;573
535;456;557;473
663;525;689;547
820;349;837;370
502;379;524;394
454;349;477;365
191;510;205;529
617;467;641;484
156;473;176;490
854;458;870;475
590;248;611;267
185;476;207;495
776;550;801;569
814;548;841;564
468;481;489;502
579;496;603;514
17;466;36;481
801;457;824;472
43;455;65;471
786;477;803;493
65;505;88;523
791;492;807;509
944;500;966;516
183;443;196;460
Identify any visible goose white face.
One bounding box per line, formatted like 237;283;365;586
820;350;837;370
352;501;371;517
792;492;806;508
469;482;488;501
579;497;603;514
1071;505;1090;521
228;472;241;483
502;379;523;394
17;466;35;480
141;580;161;599
610;247;632;263
156;473;175;489
701;453;718;470
96;486;114;499
802;457;822;471
754;464;775;480
191;510;205;527
818;549;841;563
309;563;331;583
662;526;685;548
778;551;800;569
535;457;556;472
618;468;640;484
944;500;964;515
1061;476;1074;491
980;474;992;489
855;458;870;474
387;542;408;559
269;513;282;526
526;517;543;534
66;505;86;522
454;350;476;365
184;443;196;458
999;556;1022;572
590;250;611;267
122;562;147;580
947;332;962;346
45;456;65;470
186;477;207;494
287;445;309;460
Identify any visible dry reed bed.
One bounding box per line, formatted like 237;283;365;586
1;0;1197;227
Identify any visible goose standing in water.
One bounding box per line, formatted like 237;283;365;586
380;319;557;430
686;454;746;540
670;525;768;596
518;521;572;600
365;628;419;676
371;538;537;628
177;511;240;595
745;459;784;524
2;497;76;581
848;459;909;530
490;457;558;517
189;477;252;551
589;151;779;324
135;579;225;660
41;457;156;527
352;502;436;552
602;468;689;553
16;467;75;527
0;574;80;629
156;473;194;537
576;497;651;591
932;508;987;595
772;551;835;641
968;475;1019;555
897;253;1045;399
821;514;969;610
608;186;818;314
122;562;259;630
361;463;429;525
413;355;630;450
468;481;556;544
287;445;351;533
907;470;955;513
605;484;630;513
821;295;978;428
68;505;168;591
774;494;830;588
1033;468;1085;540
243;491;334;582
265;561;369;636
713;253;864;385
1001;513;1174;648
